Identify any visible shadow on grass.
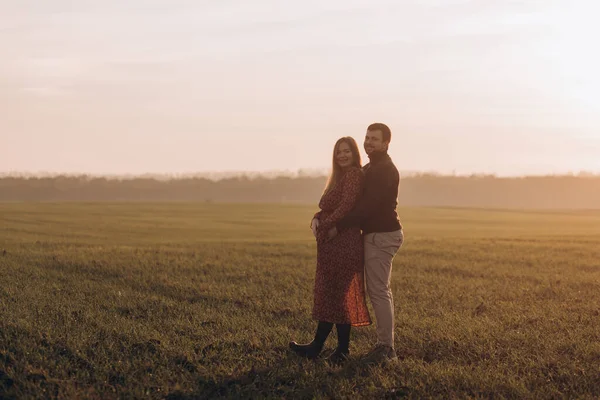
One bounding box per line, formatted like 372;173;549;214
167;346;411;400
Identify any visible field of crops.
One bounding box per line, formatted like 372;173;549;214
1;203;600;399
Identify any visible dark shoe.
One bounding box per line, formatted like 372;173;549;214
289;341;323;359
326;348;350;365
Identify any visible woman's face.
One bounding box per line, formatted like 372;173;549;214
336;141;354;169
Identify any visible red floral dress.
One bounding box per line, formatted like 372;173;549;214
312;167;372;327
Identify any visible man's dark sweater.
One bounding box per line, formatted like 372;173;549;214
336;151;402;234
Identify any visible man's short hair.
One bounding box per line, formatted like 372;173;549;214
367;123;391;143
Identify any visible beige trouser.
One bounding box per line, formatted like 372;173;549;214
364;229;404;348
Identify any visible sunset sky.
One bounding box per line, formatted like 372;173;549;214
1;0;599;176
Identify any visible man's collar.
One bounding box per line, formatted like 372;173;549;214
368;150;389;164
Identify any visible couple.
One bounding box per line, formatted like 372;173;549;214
290;123;404;365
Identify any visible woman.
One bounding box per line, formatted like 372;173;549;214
289;137;371;364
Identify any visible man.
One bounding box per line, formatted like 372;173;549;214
314;122;403;364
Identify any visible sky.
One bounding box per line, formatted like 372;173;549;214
1;0;599;176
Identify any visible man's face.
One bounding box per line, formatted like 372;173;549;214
364;130;388;155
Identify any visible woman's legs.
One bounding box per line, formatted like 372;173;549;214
290;322;354;364
335;324;351;353
289;321;333;359
326;324;351;364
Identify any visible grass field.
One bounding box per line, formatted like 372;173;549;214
1;203;600;399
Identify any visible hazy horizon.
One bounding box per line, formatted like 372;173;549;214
2;0;599;176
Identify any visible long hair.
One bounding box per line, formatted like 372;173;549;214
323;136;362;195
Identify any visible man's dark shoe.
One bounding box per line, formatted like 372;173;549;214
326;348;350;365
289;341;323;359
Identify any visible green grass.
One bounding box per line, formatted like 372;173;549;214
1;203;600;399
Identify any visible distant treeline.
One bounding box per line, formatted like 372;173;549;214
1;174;599;209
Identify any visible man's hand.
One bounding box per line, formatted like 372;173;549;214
328;226;338;239
310;218;320;238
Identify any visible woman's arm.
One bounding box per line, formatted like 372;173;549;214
316;169;362;242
